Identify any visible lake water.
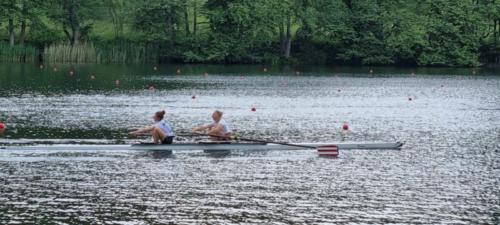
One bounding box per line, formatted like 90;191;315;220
0;63;499;224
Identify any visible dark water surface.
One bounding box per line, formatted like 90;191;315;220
0;63;499;224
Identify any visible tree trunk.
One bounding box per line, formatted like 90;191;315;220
184;3;190;36
19;20;27;46
193;0;197;36
19;0;28;46
279;20;285;55
8;18;15;46
67;0;81;45
284;15;292;58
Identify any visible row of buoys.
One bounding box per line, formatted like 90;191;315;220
38;65;480;77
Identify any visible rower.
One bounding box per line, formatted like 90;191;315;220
129;110;175;144
192;110;232;140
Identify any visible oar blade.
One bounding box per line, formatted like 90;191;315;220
317;145;339;157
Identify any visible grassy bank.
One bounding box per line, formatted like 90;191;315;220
0;42;39;63
43;42;159;64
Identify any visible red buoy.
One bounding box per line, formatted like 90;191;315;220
342;122;349;131
0;123;5;130
149;85;155;91
408;97;413;101
115;79;120;86
251;107;256;112
191;95;196;99
337;89;341;92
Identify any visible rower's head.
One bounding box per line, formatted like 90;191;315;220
153;110;166;122
212;110;223;122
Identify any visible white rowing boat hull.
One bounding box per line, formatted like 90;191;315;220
1;142;403;151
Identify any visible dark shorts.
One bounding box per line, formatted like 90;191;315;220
162;136;174;144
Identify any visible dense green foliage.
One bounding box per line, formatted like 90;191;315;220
0;0;499;66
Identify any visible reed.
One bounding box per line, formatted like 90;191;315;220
0;42;39;63
43;42;159;64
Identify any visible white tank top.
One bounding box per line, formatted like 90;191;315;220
155;120;175;137
210;120;231;134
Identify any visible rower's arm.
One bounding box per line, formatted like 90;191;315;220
192;124;212;132
130;126;154;135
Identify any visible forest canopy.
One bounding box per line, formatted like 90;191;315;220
0;0;499;66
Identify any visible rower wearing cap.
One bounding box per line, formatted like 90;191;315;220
129;110;175;144
193;110;232;140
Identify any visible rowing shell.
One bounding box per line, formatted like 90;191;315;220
0;142;403;151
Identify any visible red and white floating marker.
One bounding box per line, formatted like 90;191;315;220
317;145;339;157
342;122;349;131
115;79;120;86
251;107;256;112
191;95;196;99
90;75;96;80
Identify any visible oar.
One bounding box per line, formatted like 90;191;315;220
186;132;339;156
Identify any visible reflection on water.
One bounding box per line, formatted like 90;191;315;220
0;63;499;224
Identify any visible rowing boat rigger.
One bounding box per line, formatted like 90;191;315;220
0;141;403;152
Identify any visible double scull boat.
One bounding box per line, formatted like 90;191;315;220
0;141;403;151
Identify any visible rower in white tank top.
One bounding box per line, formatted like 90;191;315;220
192;110;232;140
